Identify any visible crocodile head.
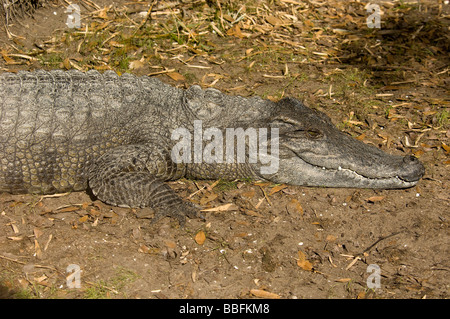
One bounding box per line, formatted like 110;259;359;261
260;98;424;189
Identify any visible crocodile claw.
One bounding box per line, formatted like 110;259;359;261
150;201;204;227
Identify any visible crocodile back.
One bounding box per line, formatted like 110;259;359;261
0;70;167;194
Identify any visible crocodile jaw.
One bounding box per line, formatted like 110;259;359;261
265;154;424;189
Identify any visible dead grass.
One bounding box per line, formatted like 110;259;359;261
0;0;448;299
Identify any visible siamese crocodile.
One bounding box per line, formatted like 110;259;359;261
0;70;425;224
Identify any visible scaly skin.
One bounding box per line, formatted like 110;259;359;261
0;70;425;223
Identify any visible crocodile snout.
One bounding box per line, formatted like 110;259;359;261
398;155;425;182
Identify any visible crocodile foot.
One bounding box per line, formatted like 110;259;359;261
150;201;204;227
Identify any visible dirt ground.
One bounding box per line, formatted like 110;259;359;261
0;0;448;299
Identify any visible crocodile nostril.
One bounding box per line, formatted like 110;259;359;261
399;155;425;182
403;155;418;164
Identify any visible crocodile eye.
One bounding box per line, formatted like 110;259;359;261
286;128;323;139
306;129;322;138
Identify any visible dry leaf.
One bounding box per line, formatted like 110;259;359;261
254;182;270;187
35;239;43;259
255;197;265;209
89;208;101;217
286;198;304;217
227;24;247;39
201;203;238;212
199;192;218;205
207;180;220;191
95;7;110;19
250;289;281;299
132;227;141;240
44;234;53;251
10;223;19;234
129;59;145;70
356;133;366;141
366;196;385;203
166;72;185;82
266;15;283;26
79;215;89;223
109;40;124;48
357;290;366;299
336;278;352;283
297;250;313;271
57;205;80;213
63;57;71;70
138;244;150;254
304;19;314;28
234;232;249;238
413;149;424;157
280;0;302;5
244;210;263;217
139;245;161;255
194;230;206;245
165;240;177;249
33;228;43;239
7;236;23;241
241;190;256;198
68;59;83;71
1;50;19;64
104;210;118;218
269;184;288;196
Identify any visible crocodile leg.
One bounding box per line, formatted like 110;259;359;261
87;144;200;225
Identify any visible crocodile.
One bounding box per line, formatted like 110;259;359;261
0;70;425;224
